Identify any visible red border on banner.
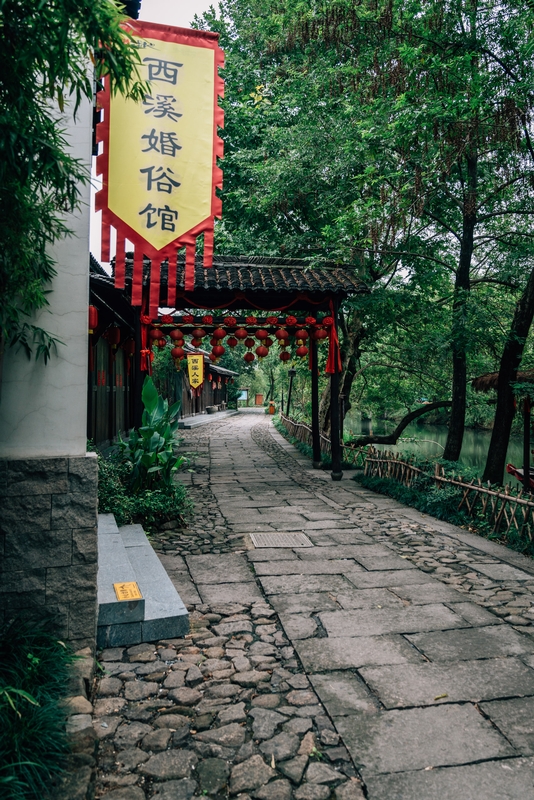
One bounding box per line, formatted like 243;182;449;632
95;20;224;314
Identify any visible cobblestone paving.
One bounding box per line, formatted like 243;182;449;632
93;411;534;800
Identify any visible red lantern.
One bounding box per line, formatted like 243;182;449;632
209;353;217;362
322;316;334;326
202;315;214;324
160;314;174;324
313;328;328;341
224;315;237;326
171;346;185;360
295;329;309;341
256;345;269;359
149;328;162;340
235;328;248;340
286;315;298;326
227;336;238;348
210;337;219;347
296;345;309;358
275;329;289;341
244;352;255;362
191;338;203;347
280;351;291;362
122;339;136;356
88;305;98;333
212;345;225;357
107;326;121;348
255;329;269;341
213;327;226;340
264;337;274;347
266;315;279;325
244;337;255;349
182;314;194;324
305;316;317;325
170;328;184;341
245;315;257;324
157;338;167;349
191;328;206;339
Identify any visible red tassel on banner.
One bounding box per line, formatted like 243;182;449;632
149;258;161;318
132;249;144;306
115;234;126;289
203;228;214;268
167;247;177;308
325;301;342;374
185;244;195;291
101;223;111;263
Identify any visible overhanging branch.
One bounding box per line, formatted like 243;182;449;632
349;401;452;445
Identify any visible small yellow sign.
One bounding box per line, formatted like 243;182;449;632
114;582;143;601
187;353;204;389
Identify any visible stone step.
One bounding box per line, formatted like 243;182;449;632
96;514;189;648
97;514;145;631
119;523;189;642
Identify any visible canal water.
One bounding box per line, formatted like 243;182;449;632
344;411;526;487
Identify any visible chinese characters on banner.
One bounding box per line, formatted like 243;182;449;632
187;353;204;395
95;21;224;315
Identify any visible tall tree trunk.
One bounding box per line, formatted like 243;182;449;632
482;266;534;484
443;152;477;461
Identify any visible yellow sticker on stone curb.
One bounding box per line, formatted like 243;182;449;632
114;582;143;601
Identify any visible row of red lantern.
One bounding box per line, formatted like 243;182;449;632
147;323;331;365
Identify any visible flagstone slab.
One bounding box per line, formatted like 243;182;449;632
259;574;355;596
407;625;534;662
268;593;339;615
186;554;254;585
364;758;534;800
247;549;299;561
319;604;466;638
328;532;375;545
333;588;406;610
335;704;515;777
296;545;393;560
253;560;358;576
446;602;503;627
343;569;431;589
197;582;262;604
471;563;534;581
351;554;417;571
294;635;425;671
360;657;534;709
389;582;465;605
309;672;378;716
480;697;534;755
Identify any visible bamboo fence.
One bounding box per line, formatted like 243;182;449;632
279;414;369;467
364;447;534;541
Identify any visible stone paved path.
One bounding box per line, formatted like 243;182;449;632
93;411;534;800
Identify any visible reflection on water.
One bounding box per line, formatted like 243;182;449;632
345;411;526;487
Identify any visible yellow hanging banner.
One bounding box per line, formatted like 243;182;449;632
95;20;224;312
187;354;204;390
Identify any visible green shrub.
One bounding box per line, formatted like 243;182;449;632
97;452;191;531
118;376;185;493
0;620;74;799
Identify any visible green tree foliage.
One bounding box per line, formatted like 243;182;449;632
0;0;147;360
196;0;534;468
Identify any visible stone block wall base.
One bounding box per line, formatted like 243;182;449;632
0;453;98;651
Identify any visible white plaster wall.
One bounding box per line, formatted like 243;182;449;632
0;94;93;458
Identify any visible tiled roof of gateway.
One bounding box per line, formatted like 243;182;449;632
174;255;366;295
117;254;367;297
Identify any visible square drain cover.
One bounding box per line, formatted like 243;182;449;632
250;532;313;548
